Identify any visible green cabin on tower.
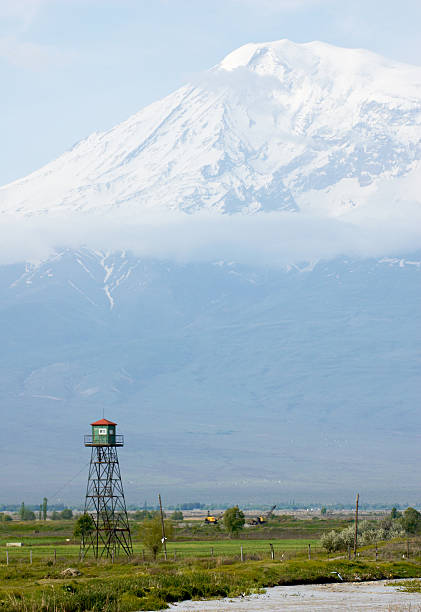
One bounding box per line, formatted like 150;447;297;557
87;418;120;446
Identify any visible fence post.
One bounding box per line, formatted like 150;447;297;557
30;550;32;564
112;549;115;564
240;545;244;562
347;546;351;561
6;551;9;566
269;543;274;561
211;547;214;558
308;544;311;560
174;551;177;562
375;544;378;561
407;540;410;558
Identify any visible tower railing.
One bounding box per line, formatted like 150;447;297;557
84;434;124;446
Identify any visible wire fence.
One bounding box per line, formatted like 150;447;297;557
2;539;420;566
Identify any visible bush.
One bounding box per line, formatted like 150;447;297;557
321;519;405;552
320;530;340;552
400;507;421;534
139;516;174;559
60;508;73;519
133;510;156;521
223;506;245;536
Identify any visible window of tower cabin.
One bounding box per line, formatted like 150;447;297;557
98;428;107;435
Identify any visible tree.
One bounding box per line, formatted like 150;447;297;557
60;508;73;519
18;502;35;521
0;513;12;522
320;507;327;516
171;510;184;521
401;507;421;534
133;510;155;521
51;510;60;520
74;514;95;548
390;507;402;520
223;506;245;537
139;515;173;560
42;497;48;521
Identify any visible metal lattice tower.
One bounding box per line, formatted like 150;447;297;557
81;418;133;559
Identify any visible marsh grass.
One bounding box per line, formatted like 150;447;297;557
1;558;421;611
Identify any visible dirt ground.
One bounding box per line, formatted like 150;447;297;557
168;579;421;611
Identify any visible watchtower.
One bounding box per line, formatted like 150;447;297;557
81;418;133;559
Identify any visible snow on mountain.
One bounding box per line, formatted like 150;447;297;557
1;39;421;217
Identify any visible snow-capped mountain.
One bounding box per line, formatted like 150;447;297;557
1;39;421;217
1;40;421;504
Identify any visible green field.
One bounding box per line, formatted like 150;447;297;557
0;518;326;564
1;538;320;565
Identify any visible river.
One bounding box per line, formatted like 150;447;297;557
167;579;421;611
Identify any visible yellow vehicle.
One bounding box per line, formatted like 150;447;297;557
204;511;223;524
248;505;276;526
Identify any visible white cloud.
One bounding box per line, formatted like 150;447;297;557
0;0;68;69
0;0;47;32
230;0;333;14
0;35;60;69
0;198;420;267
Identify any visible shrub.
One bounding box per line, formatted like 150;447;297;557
139;516;174;560
400;507;421;534
223;506;245;536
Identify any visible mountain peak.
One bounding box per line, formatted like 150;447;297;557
1;40;421;217
218;38;418;88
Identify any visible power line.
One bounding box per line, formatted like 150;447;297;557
48;462;90;503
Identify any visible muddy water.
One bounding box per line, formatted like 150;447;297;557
167;579;421;611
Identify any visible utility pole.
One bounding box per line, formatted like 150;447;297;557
158;493;167;560
353;493;359;558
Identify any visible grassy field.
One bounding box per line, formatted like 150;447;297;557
1;518;420;610
0;518;329;564
1;538;320;565
1;555;421;611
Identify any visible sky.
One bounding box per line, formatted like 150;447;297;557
1;0;421;186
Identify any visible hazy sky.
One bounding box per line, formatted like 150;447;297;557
1;0;421;186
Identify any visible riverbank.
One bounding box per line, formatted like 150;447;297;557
1;558;421;610
169;579;421;611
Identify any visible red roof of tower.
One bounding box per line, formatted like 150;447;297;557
90;418;117;426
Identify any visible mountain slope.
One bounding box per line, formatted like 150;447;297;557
1;39;421;217
2;253;420;503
